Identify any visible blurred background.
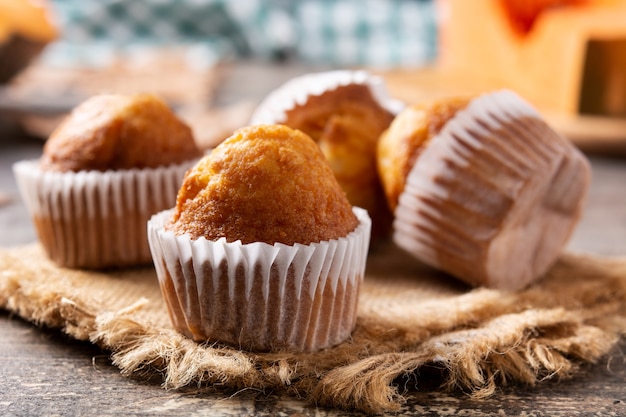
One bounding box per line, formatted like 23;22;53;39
0;0;439;149
2;0;626;148
2;0;626;249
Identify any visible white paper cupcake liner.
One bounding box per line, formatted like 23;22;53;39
393;90;591;290
249;70;404;125
13;159;196;269
147;207;371;352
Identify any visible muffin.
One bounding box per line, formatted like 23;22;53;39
147;125;371;352
13;93;202;269
377;90;591;290
250;70;401;241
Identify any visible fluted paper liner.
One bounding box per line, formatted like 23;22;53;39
249;69;404;125
393;90;591;290
147;207;371;352
13;159;195;269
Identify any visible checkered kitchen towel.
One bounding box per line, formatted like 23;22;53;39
293;0;438;67
43;0;438;68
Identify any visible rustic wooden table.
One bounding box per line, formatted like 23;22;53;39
1;62;626;416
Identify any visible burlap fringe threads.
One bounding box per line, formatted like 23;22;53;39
2;246;626;415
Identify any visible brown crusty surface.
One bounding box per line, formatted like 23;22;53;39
377;97;470;211
167;124;359;245
40;93;201;172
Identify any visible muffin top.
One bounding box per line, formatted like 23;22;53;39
377;97;470;210
282;83;395;144
167;124;359;245
40;94;201;172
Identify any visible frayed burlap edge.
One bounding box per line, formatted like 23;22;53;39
2;244;626;415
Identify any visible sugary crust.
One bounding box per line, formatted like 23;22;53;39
40;94;201;172
377;97;470;211
168;124;359;245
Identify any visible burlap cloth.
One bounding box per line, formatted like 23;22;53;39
2;242;626;414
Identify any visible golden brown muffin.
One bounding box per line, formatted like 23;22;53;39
40;93;201;172
378;90;591;290
250;71;397;242
377;97;470;211
169;124;358;245
282;83;394;143
148;124;372;352
13;93;201;269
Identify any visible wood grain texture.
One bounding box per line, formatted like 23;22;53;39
2;310;625;416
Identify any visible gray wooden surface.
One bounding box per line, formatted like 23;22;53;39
1;62;626;416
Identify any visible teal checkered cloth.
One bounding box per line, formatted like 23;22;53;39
43;0;437;68
293;0;437;67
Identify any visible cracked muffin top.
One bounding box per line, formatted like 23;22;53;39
167;124;359;245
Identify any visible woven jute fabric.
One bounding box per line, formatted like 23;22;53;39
2;243;626;414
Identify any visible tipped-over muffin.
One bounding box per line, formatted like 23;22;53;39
377;90;591;290
250;70;400;241
377;97;470;212
13;93;202;269
148;124;371;352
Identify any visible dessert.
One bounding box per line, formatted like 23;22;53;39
377;96;470;212
39;94;201;172
13;93;202;269
147;124;371;352
250;70;401;241
377;90;591;290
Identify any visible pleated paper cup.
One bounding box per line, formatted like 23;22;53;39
13;159;196;269
393;90;591;290
147;207;371;352
249;69;404;125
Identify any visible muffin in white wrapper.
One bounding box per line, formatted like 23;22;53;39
147;207;371;352
250;70;404;124
13;159;195;269
388;90;591;290
250;70;402;242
